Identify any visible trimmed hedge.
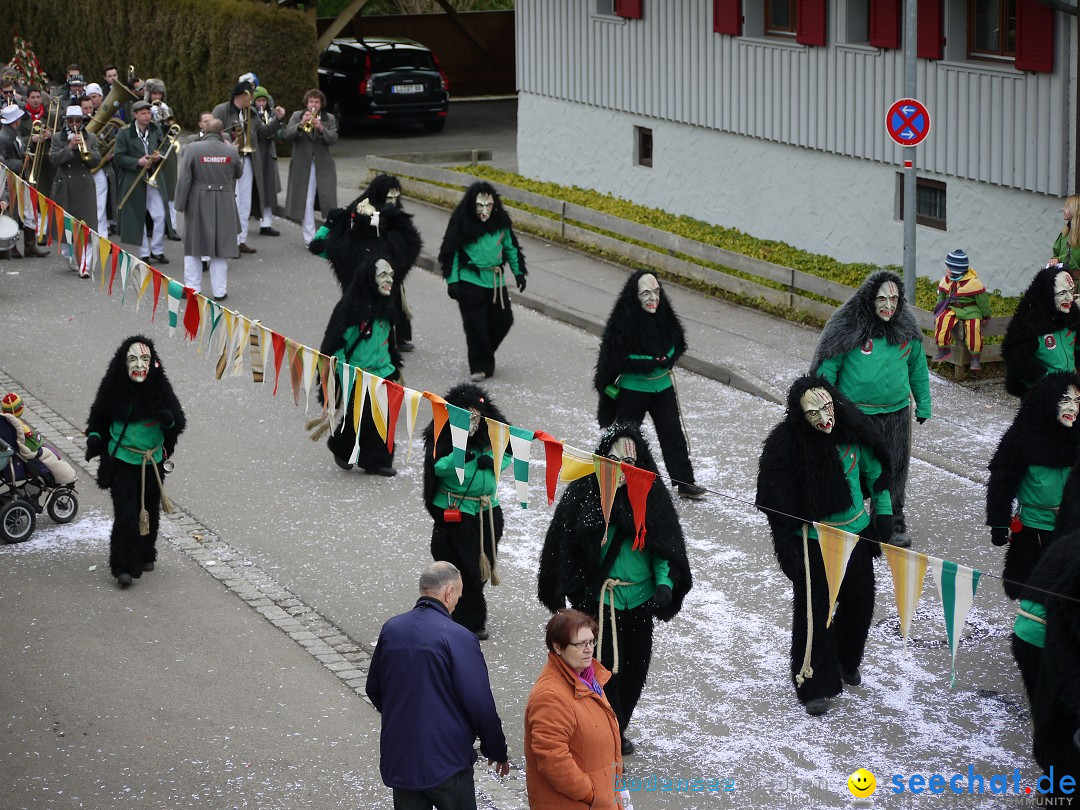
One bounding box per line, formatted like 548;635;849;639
7;0;317;130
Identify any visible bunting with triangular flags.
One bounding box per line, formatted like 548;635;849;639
928;557;982;687
286;340;304;405
814;523;861;628
881;544;930;649
301;346;319;411
423;391;449;456
347;371;369;466
594;454;620;530
166;279;184;337
338;363;357;433
403;387;424;461
270;331;286;394
622;463;654;550
183;289;202;340
508;425;535;508
366;371;390;442
383;379;404;453
559;444;596;483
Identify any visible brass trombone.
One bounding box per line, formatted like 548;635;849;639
22;96;61;187
117;123;181;210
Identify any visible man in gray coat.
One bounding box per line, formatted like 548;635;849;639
49;105;100;277
175;119;242;301
283;89;338;247
211;82;260;254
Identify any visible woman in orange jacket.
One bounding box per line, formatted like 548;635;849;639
524;610;627;809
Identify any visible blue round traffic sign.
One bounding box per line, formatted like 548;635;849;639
886;98;931;147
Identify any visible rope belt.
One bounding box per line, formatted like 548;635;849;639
122;445;175;535
485;265;508;308
1017;607;1046;625
596;577;643;675
447;492;500;587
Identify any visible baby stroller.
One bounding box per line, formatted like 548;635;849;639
0;415;79;544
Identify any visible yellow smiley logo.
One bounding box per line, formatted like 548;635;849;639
848;768;877;798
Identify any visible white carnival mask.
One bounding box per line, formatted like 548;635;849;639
375;259;394;297
1058;384;1080;427
126;342;151;383
475;193;494;222
604;436;637;488
874;281;900;321
386;188;401;207
637;274;661;314
800;387;835;433
1053;271;1075;313
468;407;482;437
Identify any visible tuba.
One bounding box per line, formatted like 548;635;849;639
88;69;139;135
90;116;125;174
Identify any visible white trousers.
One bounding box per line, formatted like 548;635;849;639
139;186;165;257
184;255;227;297
94;170;108;233
302;161;317;244
235;155;253;243
261;206;273;228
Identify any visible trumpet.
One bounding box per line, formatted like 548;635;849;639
117;123;181;210
299;110;319;134
150;99;177;128
73;130;92;163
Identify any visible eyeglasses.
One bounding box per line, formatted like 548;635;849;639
566;638;596;650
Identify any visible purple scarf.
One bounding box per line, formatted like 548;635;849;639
578;663;603;696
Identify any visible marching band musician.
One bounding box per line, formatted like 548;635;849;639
284;89;338;248
49;105;100;277
144;79;181;242
251;86;285;237
114;99;171;265
0;103;49;258
85;83;114;234
211;81;260;254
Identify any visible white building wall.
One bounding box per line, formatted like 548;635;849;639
519;93;1054;297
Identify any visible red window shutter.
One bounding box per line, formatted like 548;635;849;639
614;0;643;19
916;0;944;60
713;0;742;36
869;0;901;49
1016;0;1054;73
796;0;827;46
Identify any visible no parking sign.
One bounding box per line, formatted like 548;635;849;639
886;98;931;147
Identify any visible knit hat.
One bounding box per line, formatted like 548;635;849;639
253;86;271;102
945;250;969;271
85;82;103;97
1;392;24;417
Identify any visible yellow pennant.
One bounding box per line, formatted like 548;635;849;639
592;453;621;529
881;543;930;649
814;523;861;628
230;316;250;377
366;371;389;441
402;386;424;462
301;346;319;412
486;419;510;480
560;444;596;483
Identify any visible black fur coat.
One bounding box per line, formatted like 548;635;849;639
323;200;422;290
810;270;923;371
1024;529;1080;776
437;181;526;279
537;423;692;622
593;269;687;427
85;335;186;485
756;376;893;570
986;372;1080;528
421;382;509;522
318;258;402;405
1002;267;1080;397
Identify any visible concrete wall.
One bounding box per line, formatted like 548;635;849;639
518;92;1057;297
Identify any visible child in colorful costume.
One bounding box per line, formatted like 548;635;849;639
932;249;991;370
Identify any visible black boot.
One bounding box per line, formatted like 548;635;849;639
22;229;49;258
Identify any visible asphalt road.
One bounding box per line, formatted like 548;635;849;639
0;99;1042;809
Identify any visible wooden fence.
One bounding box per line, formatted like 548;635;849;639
367;155;1008;377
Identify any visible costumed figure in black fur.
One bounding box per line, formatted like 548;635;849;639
422;382;511;639
594;270;705;500
316;248;402;475
438;181;526;381
84;336;186;589
1001;266;1080;397
755;376;894;716
1028;529;1080;794
811;270;930;548
986;372;1080;599
538;423;692;753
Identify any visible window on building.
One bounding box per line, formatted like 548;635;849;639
594;0;619;17
898;174;947;230
844;0;870;44
766;0;797;36
969;0;1017;60
635;126;653;168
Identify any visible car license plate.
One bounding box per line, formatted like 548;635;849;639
391;84;424;94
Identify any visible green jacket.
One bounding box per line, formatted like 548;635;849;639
817;338;932;419
432;448;511;515
594;526;673;610
1032;327;1077;378
447;229;523;288
1052;231;1080;275
618;347;675;393
333;319;395;380
90;416;171;465
1015;463;1069;531
802;444;892;540
1013;598;1047;648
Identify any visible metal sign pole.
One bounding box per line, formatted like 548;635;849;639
903;0;918;304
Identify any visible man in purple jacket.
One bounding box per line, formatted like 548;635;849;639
366;561;510;809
